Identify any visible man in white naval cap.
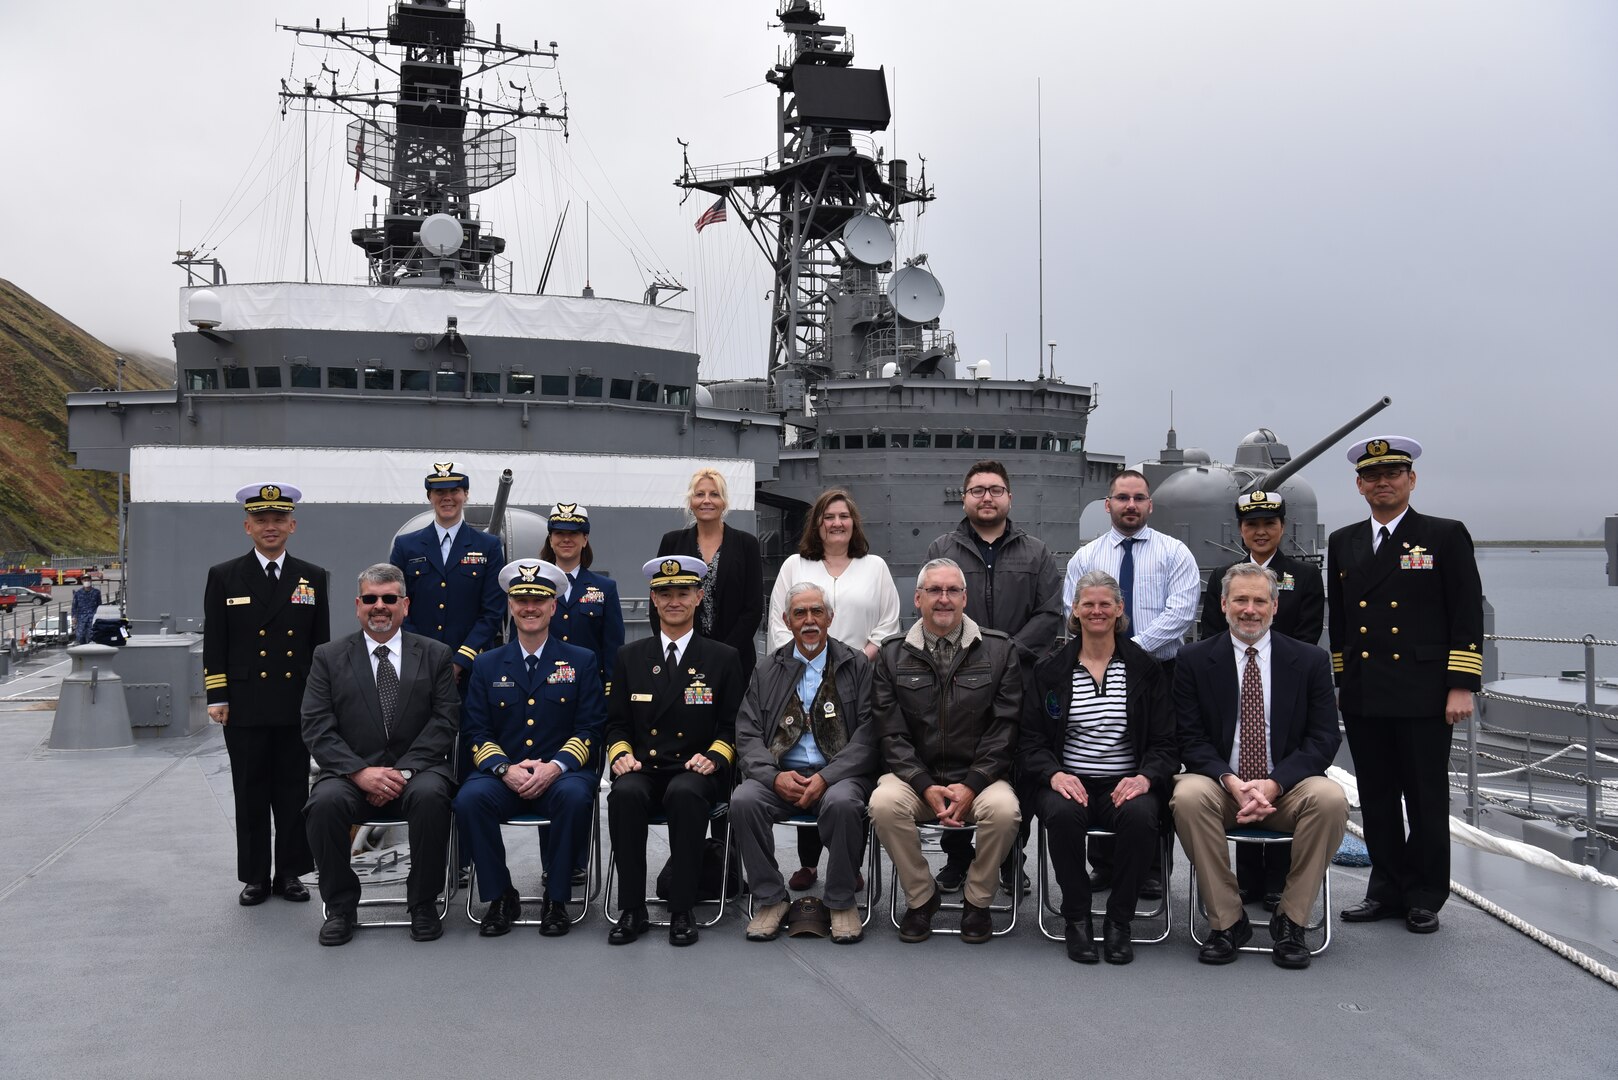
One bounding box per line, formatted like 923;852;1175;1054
453;559;605;937
1329;436;1482;936
603;555;744;946
203;483;330;906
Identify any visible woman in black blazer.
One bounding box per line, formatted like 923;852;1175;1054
654;467;763;675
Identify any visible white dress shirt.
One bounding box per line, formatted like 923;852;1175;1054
367;628;404;681
1369;508;1409;551
1062;525;1200;660
659;628;696;667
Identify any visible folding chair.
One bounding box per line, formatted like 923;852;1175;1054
323;816;455;929
1035;821;1171;944
1187;826;1332;956
887;822;1020;937
464;804;601;928
603;802;734;928
745;812;883;927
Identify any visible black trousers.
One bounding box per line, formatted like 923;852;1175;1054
304;772;454;914
607;767;729;914
1033;779;1160;924
223;725;314;885
1343;713;1455;912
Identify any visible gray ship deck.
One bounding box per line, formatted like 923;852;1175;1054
1;647;1611;1080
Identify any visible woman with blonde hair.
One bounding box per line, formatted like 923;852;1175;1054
654;466;764;674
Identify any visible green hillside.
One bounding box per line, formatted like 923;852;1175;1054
0;279;170;554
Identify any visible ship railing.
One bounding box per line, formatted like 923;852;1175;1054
1462;632;1618;866
683;132;888;186
858;327;956;373
779;31;854;68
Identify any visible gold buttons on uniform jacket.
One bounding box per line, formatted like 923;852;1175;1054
527;719;534;726
649;729;657;736
1392;654;1400;661
1390;602;1398;609
1359;601;1367;608
440;582;447;588
1360;627;1367;634
260;672;268;678
525;739;533;747
259;630;267;637
649;749;657;756
259;650;267;657
1361;652;1369;659
560;697;567;703
1391;627;1399;634
528;698;535;705
287;630;294;636
439;603;446;610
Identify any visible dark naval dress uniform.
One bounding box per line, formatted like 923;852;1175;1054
605;633;743;914
204;550;330;886
1328;507;1482;914
553;568;625;697
453;638;605;903
389;522;505;674
1200;551;1324;645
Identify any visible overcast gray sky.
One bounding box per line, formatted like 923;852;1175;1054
4;1;1615;537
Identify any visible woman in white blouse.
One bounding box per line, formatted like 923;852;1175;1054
767;488;900;658
766;488;900;889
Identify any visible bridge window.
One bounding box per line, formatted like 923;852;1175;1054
978;435;997;450
541;374;570;396
185;369;217;390
401;370;432;391
1020;436;1038;450
576;375;603;397
609;378;633;400
662;384;691;406
934;434;953;449
436;372;465;393
255;367;282;388
364;368;394;391
822;435;840;450
508;373;535;395
844;434;865;449
890;433;910;448
223;367;250;390
635;379;659;403
327;368;358;389
913;432;931;448
471;372;501;394
290;365;320;389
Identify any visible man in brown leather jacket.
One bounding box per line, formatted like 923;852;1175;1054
869;558;1022;943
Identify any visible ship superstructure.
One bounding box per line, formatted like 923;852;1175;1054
680;1;1122;584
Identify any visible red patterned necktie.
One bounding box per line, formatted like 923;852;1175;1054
1238;646;1268;780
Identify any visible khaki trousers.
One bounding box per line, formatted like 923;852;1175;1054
1170;773;1347;931
869;773;1021;909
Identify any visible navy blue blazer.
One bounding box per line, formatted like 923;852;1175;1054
462;637;605;776
1173;631;1341;794
389;522;505;670
553;567;625;695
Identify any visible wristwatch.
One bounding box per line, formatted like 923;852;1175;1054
493;763;510;778
399;769;414;781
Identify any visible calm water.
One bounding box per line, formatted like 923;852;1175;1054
1476;548;1618;679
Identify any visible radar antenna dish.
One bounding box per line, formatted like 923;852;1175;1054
842;213;895;266
886;264;945;323
419;213;464;257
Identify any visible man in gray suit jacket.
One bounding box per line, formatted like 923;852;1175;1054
302;563;460;946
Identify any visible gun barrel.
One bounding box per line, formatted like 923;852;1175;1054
1254;396;1392;492
487;469;515;536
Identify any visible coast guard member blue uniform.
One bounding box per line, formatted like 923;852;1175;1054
388;461;505;675
453;560;605;936
544;502;625;698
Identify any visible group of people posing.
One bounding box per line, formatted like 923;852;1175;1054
203;434;1482;971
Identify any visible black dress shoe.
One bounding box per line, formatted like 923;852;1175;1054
1262;892;1283;913
934;861;968;893
960;901;993;944
898;890;941;943
1341;898;1406;923
272;877;311;903
668;910;699;947
1198;913;1253;965
1088;868;1115;892
999;869;1032;898
318;910;356;946
571;867;588;888
1103;919;1134;965
479;888;522;938
410;908;443;942
538;899;571;937
238;881;272;907
1405;907;1441;934
1064;918;1099;964
1137;874;1163;901
608;908;649;945
1269;911;1310;968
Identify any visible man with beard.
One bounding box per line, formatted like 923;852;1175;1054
1171;564;1347;968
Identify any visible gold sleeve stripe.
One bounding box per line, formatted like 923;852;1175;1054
561;738;590;766
204;675;228;688
1448;652;1485;673
458;645;479;659
706;740;735;764
608;740;632;761
1331;652;1344;673
471;742;507;766
603;681;613;697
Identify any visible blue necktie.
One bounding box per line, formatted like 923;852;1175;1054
1118;536;1137;621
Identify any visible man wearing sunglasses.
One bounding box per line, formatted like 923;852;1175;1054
301;563;460;945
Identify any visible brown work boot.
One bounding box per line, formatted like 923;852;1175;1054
898;890;940;943
960;900;993;944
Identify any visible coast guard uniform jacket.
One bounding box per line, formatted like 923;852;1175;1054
203;552;331;724
1200;551;1325;645
553;568;625;696
462;638;605;775
1327;508;1484;716
389;523;505;671
606;635;743;773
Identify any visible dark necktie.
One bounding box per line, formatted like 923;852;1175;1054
266;561;279;585
440;531;452;564
662;641;678;684
1375;525;1390;553
1117;537;1137;620
374;644;398;738
525;654;539;680
1238;646;1268;780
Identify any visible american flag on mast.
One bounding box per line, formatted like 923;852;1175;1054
694;196;727;233
354;128;365;189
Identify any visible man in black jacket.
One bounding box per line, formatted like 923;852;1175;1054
203;483;330;907
1329;436;1482;935
926;460;1061;896
732;582;878;944
868;558;1022;944
1200;489;1325;907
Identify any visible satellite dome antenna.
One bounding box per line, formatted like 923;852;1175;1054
886;263;945;324
419;213;464;257
842;213;896;266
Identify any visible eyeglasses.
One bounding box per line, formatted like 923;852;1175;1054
1109;493;1151;503
964;485;1009;499
920;586;967;598
360;594;402;606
